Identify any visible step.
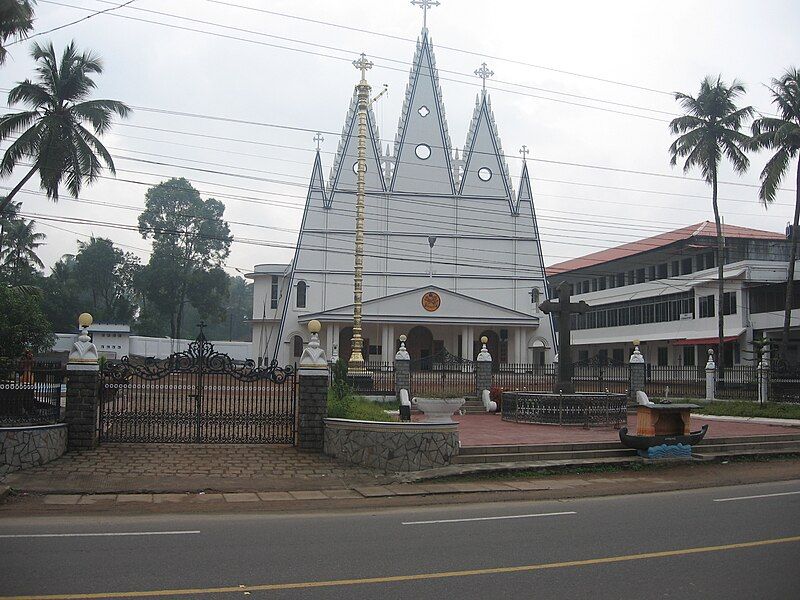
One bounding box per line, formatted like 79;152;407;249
459;440;628;455
453;447;638;464
693;440;800;455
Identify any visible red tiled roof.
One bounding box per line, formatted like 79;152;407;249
547;221;785;275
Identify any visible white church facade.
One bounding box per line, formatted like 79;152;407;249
248;25;555;368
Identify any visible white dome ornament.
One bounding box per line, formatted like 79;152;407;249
395;334;410;360
477;336;492;362
68;313;99;364
299;320;327;369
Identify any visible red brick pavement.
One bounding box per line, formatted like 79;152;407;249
455;414;800;447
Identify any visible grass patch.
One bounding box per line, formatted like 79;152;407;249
694;401;800;420
327;389;397;422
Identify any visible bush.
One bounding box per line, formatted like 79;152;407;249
327;388;396;421
695;401;800;420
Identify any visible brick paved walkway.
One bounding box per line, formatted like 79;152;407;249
2;444;390;494
455;414;800;446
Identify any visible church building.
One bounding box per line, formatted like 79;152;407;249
248;23;555;368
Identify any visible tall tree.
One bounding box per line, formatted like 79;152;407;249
0;0;35;66
750;68;800;357
137;178;232;340
74;236;140;322
40;255;82;332
669;76;753;372
0;40;130;214
0;286;53;361
0;199;21;255
0;216;44;285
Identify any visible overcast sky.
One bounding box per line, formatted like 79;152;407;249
1;0;798;277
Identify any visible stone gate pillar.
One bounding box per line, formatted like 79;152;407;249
628;345;645;402
297;320;328;451
394;334;410;401
475;336;492;395
65;313;100;450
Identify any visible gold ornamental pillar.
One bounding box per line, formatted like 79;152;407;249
349;53;373;368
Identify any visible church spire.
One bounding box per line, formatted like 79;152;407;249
514;146;534;216
389;28;455;194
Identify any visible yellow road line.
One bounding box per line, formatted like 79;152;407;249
4;535;800;600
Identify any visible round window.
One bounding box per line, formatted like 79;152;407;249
478;167;493;181
417;105;430;117
415;144;432;160
352;161;367;175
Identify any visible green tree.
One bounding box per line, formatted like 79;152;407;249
137;178;232;340
0;200;21;256
669;76;753;371
0;41;130;214
0;286;53;360
0;216;45;285
0;0;35;66
74;236;140;322
40;255;82;332
185;275;253;341
750;68;800;356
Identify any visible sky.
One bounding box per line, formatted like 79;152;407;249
1;0;799;278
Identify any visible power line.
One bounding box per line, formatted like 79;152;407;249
7;0;136;45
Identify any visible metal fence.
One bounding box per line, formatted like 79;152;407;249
571;363;629;394
0;361;64;425
409;351;475;397
492;364;556;392
645;365;705;399
716;365;758;401
770;360;800;402
344;361;395;396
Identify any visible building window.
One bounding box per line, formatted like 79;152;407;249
415;143;432;160
657;347;669;366
296;280;307;309
683;346;695;367
647;266;656;281
657;263;668;279
478;167;493;181
671;260;680;276
570;290;695;331
616;273;625;287
578;350;589;362
699;294;715;318
681;258;693;275
723;291;737;315
636;268;646;284
292;335;304;358
271;276;279;309
368;345;383;356
531;287;540;305
612;348;624;364
705;252;716;270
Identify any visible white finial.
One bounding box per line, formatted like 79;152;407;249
705;348;716;371
395;334;410;361
519;145;530;161
629;345;644;364
411;0;440;28
353;52;374;81
474;62;494;91
68;312;99;365
477;335;492;362
300;320;327;369
313;132;324;150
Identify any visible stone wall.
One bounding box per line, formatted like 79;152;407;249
298;372;328;451
324;418;458;472
1;423;67;475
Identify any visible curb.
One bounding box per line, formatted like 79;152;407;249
692;413;800;427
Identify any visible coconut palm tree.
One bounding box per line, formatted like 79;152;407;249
0;40;130;214
669;76;754;374
0;200;21;256
750;68;800;358
0;1;36;65
1;217;45;285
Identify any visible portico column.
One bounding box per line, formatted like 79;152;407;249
386;324;395;360
517;327;526;364
466;327;475;360
325;323;334;358
461;326;469;359
330;322;340;362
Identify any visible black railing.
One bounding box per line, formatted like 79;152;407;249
493;364;556;392
570;363;629;394
770;359;800;402
343;361;395;395
716;365;758;401
645;365;705;399
0;361;64;425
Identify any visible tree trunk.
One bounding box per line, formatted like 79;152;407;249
0;165;38;215
781;158;800;360
711;171;725;381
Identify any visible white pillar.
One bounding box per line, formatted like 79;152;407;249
325;323;334;358
705;349;716;402
517;327;526;364
461;326;469;359
466;327;475;360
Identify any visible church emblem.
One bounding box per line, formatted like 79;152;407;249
422;291;441;312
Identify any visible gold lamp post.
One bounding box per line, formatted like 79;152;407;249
348;53;373;369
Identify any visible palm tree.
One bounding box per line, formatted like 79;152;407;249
0;200;21;256
0;1;36;65
1;217;45;285
750;69;800;358
669;76;754;374
0;40;130;214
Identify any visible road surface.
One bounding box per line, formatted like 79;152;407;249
1;480;799;599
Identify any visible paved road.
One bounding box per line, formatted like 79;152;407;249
1;480;799;599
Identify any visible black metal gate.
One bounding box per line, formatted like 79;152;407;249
409;349;475;397
99;333;295;443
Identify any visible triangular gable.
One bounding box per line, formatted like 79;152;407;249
302;285;539;324
459;93;514;207
327;91;386;205
309;151;328;208
513;160;533;216
389;30;455;195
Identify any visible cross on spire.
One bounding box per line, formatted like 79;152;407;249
313;132;324;150
474;62;494;91
353;52;373;81
519;145;530;161
411;0;440;28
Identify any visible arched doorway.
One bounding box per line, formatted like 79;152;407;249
407;325;434;368
476;330;500;371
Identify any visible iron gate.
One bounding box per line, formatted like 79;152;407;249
409;349;475;397
99;333;295;443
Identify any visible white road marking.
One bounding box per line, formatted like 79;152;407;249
402;511;576;525
713;490;800;503
0;530;201;539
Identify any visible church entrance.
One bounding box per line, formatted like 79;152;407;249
406;325;435;367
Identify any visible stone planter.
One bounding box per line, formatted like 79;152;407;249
414;397;465;423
